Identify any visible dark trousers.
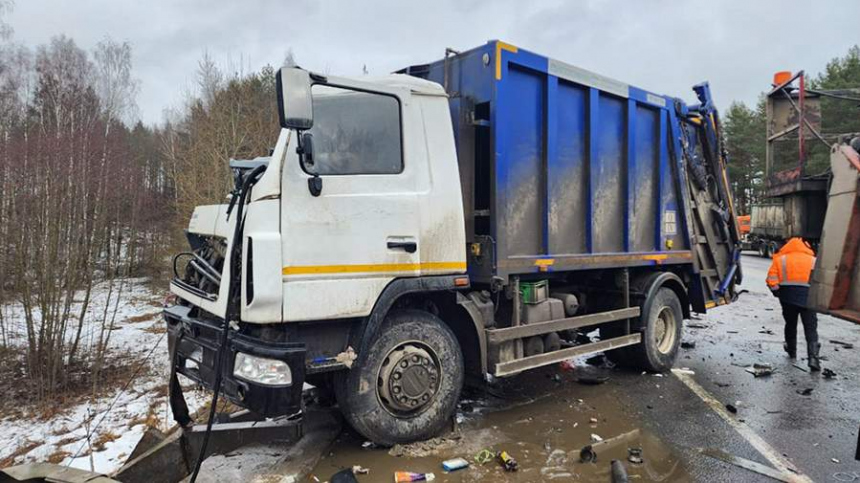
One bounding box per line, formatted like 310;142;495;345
782;302;818;351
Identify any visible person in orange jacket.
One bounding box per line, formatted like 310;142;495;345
766;237;820;371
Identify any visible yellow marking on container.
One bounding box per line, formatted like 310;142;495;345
495;41;519;80
534;259;555;266
282;261;466;276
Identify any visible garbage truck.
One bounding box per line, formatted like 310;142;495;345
164;40;741;445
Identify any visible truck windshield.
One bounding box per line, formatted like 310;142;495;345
308;85;402;175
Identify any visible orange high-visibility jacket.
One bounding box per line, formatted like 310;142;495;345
766;238;816;294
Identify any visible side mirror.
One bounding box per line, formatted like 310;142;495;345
276;67;313;130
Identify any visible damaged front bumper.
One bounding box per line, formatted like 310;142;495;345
164;305;306;424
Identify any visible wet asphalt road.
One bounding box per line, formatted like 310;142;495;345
637;253;860;482
309;254;860;482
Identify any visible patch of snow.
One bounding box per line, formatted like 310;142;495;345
0;278;209;474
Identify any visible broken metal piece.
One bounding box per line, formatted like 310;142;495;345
698;448;796;482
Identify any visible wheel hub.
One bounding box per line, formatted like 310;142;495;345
654;307;677;354
378;343;440;415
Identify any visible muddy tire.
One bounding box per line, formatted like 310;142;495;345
606;288;683;372
334;309;464;446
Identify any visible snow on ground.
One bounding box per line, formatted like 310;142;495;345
0;278;208;474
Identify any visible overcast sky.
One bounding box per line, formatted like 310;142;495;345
8;0;860;125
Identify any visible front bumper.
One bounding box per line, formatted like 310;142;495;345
164;305;306;419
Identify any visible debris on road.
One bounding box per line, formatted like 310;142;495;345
591;433;604;443
674;368;696;375
474;449;493;466
577;375;610;385
796;388;814;396
698;448;796;482
792;364;809;373
758;328;775;335
580;445;597;463
832;458;840;463
589;417;599;424
831;340;854;349
441;458;468;472
611;459;629;483
725;403;738;414
497;450;518;472
822;368;837;379
352;465;369;475
744;363;774;378
687;323;709;329
681;341;696;349
330;468;360;483
394;471;436;482
627;447;644;465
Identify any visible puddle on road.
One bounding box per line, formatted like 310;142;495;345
311;366;690;482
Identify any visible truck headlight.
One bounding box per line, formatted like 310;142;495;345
233;352;292;386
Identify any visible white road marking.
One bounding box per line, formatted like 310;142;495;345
672;369;814;483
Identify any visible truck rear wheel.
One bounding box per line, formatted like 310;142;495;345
335;309;464;446
606;288;682;372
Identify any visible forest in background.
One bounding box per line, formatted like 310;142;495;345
0;0;857;408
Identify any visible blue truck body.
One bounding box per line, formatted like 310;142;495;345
401;40;740;312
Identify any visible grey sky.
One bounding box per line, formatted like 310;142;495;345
9;0;859;125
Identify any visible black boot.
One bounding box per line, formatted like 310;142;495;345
783;340;796;359
807;341;821;372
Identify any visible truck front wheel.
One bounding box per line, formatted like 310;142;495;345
335;309;464;446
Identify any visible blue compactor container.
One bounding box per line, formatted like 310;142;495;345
400;41;741;316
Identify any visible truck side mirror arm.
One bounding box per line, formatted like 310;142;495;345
296;131;322;197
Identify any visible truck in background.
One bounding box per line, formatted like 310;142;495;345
743;71;857;258
164;41;741;446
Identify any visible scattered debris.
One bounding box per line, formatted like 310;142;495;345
698;448;796;482
687;323;709;329
577;375;610;385
497;450;518;472
832;458;840;464
361;441;376;449
674;368;696;375
589;417;599;424
758;329;775;335
727;330;739;334
352;466;369;475
627;447;644;465
681;341;696;349
331;469;360;483
792;364;809;373
725;404;738;414
442;457;469;472
745;363;774;378
611;459;629;483
394;471;435;482
474;449;494;466
823;368;837;379
796;388;814;396
591;433;604;443
580;445;597;463
831;340;854;349
715;382;731;388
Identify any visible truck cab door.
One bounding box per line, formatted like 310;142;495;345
280;80;421;321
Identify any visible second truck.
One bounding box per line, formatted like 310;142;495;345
164;41;741;445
